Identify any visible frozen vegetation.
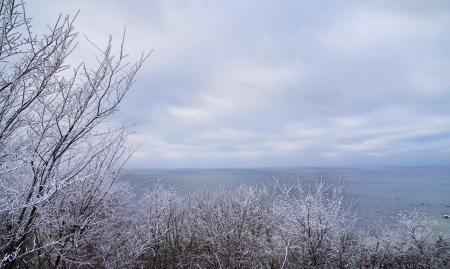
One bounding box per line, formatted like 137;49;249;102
0;1;449;268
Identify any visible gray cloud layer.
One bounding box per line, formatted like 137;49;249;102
30;1;450;167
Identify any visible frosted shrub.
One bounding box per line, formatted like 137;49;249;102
361;211;450;269
187;185;278;268
130;182;180;268
274;180;358;268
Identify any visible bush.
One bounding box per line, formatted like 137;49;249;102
93;181;448;269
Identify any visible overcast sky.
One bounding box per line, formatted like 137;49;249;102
30;1;450;168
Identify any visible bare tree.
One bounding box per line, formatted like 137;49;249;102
0;1;147;267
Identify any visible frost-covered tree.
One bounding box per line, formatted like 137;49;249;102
0;1;146;267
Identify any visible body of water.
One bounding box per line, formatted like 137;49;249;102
125;167;450;228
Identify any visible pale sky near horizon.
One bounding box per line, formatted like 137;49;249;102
30;1;450;168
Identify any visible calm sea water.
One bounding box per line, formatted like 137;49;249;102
125;167;450;227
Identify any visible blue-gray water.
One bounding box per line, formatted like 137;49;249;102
126;167;450;227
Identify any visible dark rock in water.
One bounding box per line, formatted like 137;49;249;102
443;215;449;219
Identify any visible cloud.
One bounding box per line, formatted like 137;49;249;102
165;61;299;127
319;7;434;53
29;0;450;168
